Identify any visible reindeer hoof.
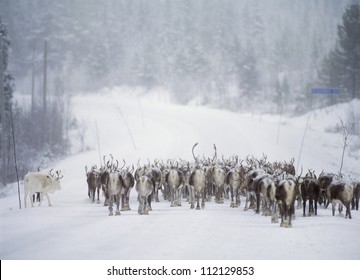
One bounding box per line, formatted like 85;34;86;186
281;221;291;228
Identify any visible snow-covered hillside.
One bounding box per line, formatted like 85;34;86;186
1;88;360;260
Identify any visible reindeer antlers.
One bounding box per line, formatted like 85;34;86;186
192;143;199;164
48;169;63;180
212;144;217;162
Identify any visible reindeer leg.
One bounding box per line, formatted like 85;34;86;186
155;184;160;202
126;189;131;210
96;187;100;204
109;198;114;216
148;194;152;211
346;203;351;219
196;192;201;210
142;197;147;215
138;197;143;215
115;194;121;216
201;188;205;209
236;188;241;207
244;192;249;211
255;193;260;214
170;187;175;207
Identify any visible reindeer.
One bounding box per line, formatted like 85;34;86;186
267;178;279;223
135;176;154;215
145;165;162;202
326;181;354;219
226;165;245;208
187;143;206;210
318;171;335;207
85;165;101;203
165;168;185;207
100;155;125;207
253;174;276;216
242;168;265;211
210;145;227;204
300;177;321;216
352;182;360;210
119;163;135;211
275;178;297;228
105;171;124;216
24;169;63;208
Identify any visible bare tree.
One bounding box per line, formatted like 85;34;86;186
339;118;352;174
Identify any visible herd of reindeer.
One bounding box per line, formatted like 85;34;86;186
85;143;360;227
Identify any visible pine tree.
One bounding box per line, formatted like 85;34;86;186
320;4;360;101
273;76;290;114
318;50;343;106
237;42;259;100
336;4;360;99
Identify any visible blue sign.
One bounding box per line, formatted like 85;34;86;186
312;88;340;94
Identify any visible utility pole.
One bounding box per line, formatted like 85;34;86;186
0;36;7;187
43;39;47;114
31;42;35;115
10;105;21;209
42;39;49;145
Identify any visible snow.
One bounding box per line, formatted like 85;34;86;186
1;87;360;260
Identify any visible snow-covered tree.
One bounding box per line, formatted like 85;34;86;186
319;4;360;101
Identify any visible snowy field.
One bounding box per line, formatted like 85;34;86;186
1;87;360;260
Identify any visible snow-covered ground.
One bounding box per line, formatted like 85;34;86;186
1;87;360;260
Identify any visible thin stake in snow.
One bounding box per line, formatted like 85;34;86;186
296;113;311;172
116;106;137;151
94;121;102;164
276;106;283;145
